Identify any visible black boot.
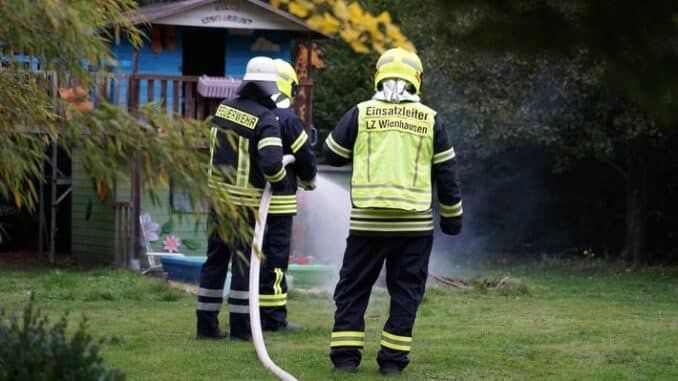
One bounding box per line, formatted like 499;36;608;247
196;329;228;340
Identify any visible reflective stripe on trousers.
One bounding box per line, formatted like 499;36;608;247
380;330;412;352
330;331;365;348
228;289;249;314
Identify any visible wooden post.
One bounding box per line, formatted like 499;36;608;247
49;139;57;266
304;35;313;132
47;72;59;266
38;146;45;256
292;37;315;132
147;79;155;105
127;76;136;115
130;154;141;265
130;52;141;267
114;75;122;106
172;80;180;117
185;81;194;119
160;80;168;111
132;48;139;74
196;94;204;120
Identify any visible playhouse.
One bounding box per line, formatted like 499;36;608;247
70;0;327;267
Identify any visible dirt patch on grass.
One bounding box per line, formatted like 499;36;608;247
167;280;199;295
0;250;71;268
430;274;531;295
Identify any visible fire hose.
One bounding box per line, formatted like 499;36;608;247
249;154;298;381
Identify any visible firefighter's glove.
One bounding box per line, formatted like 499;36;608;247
298;176;316;191
441;217;462;236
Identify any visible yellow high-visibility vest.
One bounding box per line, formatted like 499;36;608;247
352;100;437;211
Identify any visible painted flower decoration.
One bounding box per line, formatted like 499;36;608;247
140;212;159;242
162;235;181;253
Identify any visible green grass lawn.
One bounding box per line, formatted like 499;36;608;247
0;261;676;381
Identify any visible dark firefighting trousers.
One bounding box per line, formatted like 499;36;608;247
330;234;433;371
259;214;292;330
196;212;254;340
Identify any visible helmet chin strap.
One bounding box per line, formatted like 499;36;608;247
271;93;291;108
373;79;420;103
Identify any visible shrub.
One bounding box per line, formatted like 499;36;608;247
0;295;124;381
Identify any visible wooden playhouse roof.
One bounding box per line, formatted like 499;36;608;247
129;0;329;38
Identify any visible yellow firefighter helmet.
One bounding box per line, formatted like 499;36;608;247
374;48;423;94
274;59;299;99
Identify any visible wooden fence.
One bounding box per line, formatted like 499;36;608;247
112;74;314;126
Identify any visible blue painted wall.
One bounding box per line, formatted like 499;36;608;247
225;30;292;76
110;27;293;108
111;27;184;108
1;55;40;71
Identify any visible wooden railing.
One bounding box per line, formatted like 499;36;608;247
126;74;222;120
119;74;314;127
38;72;307;123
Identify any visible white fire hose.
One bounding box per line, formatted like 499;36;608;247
249;154;298;381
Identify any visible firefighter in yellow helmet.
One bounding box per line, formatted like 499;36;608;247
323;48;463;375
258;58;317;331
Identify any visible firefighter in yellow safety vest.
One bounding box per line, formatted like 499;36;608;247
323;48;463;376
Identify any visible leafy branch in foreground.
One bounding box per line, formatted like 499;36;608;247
0;0;252;245
65;102;253;245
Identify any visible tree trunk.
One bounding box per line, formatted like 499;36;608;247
623;157;649;267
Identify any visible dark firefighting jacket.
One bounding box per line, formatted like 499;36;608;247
208;84;286;207
268;108;317;215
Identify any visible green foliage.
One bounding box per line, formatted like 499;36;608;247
182;239;201;250
0;0;135;213
440;0;678;264
160;219;174;235
0;295;125;381
446;1;678;125
313;40;376;152
312;0;439;152
0;0;141;79
0;0;251;244
136;0;170;5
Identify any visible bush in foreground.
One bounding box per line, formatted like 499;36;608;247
0;295;124;381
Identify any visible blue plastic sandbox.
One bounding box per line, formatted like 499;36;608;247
160;256;333;288
160;256;206;284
